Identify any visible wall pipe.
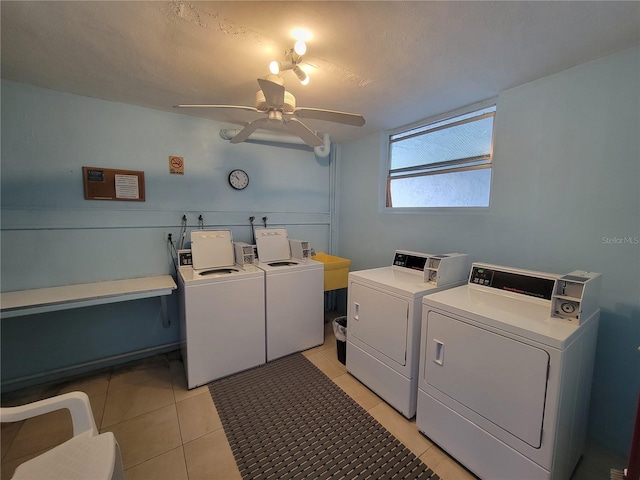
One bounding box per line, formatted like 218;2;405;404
219;129;331;158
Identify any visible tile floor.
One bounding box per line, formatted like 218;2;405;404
1;320;627;480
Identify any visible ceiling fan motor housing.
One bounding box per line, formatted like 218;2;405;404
255;90;296;113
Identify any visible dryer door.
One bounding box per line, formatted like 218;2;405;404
424;311;549;448
349;281;409;366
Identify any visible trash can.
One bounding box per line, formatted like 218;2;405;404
333;316;347;365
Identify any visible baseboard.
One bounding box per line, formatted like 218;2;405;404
1;342;181;392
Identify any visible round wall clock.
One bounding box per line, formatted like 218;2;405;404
228;169;249;190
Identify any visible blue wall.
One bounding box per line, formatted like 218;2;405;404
1;80;333;387
336;46;640;454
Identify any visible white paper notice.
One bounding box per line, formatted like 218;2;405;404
115;174;140;199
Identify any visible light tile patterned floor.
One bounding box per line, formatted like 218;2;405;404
1;321;627;480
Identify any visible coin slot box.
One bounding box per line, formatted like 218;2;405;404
234;242;255;266
290;239;311;260
178;250;193;267
423;253;470;287
551;271;602;324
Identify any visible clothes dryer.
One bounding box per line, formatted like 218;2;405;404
254;228;324;361
178;230;265;388
417;263;601;480
346;251;469;418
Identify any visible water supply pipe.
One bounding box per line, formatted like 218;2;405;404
219;129;331;158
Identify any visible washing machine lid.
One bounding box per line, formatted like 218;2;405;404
255;228;291;262
190;230;235;270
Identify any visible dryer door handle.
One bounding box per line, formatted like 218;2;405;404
353;302;360;321
433;339;444;365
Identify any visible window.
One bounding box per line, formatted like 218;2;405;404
386;103;496;208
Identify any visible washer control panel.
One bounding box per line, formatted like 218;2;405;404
178;249;193;267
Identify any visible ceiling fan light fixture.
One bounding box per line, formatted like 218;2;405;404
270;60;296;75
293;65;309;85
294;40;307;56
269;38;310;84
269;60;281;75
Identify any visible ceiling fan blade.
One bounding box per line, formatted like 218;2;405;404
174;104;258;113
230;118;269;144
283;118;323;147
294;107;365;127
257;78;285;109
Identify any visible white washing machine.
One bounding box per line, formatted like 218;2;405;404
178;230;265;389
417;263;602;480
346;251;469;418
254;227;324;361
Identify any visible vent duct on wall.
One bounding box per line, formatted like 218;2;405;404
219;129;330;158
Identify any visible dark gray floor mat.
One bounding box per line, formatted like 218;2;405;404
208;353;439;480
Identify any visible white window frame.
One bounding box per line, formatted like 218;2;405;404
380;98;497;213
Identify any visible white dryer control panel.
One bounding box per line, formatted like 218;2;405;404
392;250;431;271
391;251;470;287
468;264;556;298
468;263;602;324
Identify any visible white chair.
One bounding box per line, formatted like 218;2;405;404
0;391;125;480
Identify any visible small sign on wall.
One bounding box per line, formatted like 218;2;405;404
169;156;184;175
83;166;145;201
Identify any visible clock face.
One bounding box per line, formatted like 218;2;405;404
229;169;249;190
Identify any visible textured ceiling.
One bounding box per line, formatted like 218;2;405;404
2;1;639;143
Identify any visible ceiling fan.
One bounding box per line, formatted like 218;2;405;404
175;75;365;147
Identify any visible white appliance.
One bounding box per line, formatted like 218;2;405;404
178;230;265;388
254;228;324;361
346;250;469;418
234;241;255;266
289;239;311;260
417;263;602;480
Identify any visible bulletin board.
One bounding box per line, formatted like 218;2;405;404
83;166;146;202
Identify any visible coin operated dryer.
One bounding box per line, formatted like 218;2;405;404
346;251;470;418
417;263;601;480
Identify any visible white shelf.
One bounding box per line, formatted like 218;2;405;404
1;275;176;319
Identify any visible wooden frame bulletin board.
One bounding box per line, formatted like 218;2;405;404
83;166;145;202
